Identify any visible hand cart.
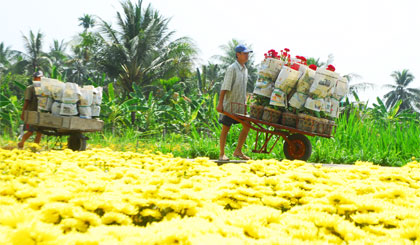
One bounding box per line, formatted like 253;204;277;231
222;103;335;161
23;111;103;151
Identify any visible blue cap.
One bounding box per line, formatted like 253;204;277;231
235;44;253;53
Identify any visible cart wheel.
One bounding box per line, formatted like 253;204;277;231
283;133;312;161
68;132;87;151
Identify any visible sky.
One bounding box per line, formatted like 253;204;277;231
1;0;419;104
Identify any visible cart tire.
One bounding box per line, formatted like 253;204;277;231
68;132;87;151
283;134;312;161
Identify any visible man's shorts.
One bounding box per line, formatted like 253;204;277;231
218;114;239;127
25;124;37;132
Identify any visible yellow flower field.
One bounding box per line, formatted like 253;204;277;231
1;147;420;244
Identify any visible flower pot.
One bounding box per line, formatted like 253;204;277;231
249;105;264;120
262;107;282;124
281;112;298;128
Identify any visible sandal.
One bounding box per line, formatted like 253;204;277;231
218;155;230;161
233;153;251;160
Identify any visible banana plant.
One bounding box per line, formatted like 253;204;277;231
167;95;206;135
369;97;416;124
101;83;143;135
0;93;21;137
196;63;222;96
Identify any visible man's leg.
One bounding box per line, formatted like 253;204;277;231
219;125;231;160
233;124;250;160
18;131;33;149
34;132;42;144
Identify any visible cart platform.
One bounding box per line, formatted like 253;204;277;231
23;111;103;151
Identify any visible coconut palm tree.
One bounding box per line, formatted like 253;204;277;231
79;14;95;32
0;42;14;72
97;0;197;124
383;69;419;112
212;39;258;93
20;30;51;75
49;39;68;76
97;0;196;96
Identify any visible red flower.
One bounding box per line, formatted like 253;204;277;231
327;64;336;72
290;63;300;71
309;64;317;71
284;48;290;52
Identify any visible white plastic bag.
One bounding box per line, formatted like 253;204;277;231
274;66;301;94
309;68;338;98
51;101;62;115
38;77;52;97
304;97;324;112
62;83;80;104
258;58;284;80
50;80;65;101
60;103;78;116
79;87;93;106
92;87;103;105
253;76;274;98
91;105;101;117
37;96;53;112
289;92;309;109
333;76;349;100
269;88;287;107
78;106;92;119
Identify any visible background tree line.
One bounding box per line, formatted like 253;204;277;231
1;0;419;140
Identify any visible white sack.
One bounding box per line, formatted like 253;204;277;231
51;101;62;115
62;83;80;104
91;105;101;117
78;106;92;119
37;96;53;112
60;103;78;116
92;87;103;105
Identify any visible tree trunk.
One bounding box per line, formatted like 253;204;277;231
131;111;136;126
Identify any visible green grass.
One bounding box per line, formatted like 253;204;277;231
2;110;419;167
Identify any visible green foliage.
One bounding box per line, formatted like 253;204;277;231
196;63;222;95
250;94;270;107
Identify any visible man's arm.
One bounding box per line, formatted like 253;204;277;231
216;90;227;113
